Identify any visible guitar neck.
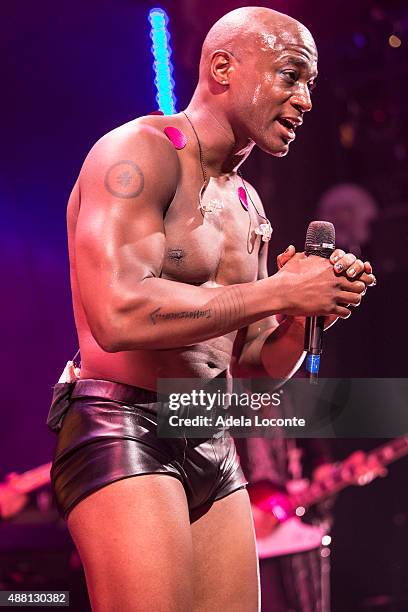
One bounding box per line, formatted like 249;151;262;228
292;436;408;509
8;462;52;494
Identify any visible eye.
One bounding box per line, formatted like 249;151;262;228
282;70;298;83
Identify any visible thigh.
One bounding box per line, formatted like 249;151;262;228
191;488;259;612
67;474;193;612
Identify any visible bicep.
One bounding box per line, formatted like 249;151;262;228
74;126;178;332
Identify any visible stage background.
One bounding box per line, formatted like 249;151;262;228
2;1;407;609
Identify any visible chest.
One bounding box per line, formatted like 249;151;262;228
162;178;263;286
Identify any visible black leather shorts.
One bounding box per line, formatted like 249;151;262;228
48;379;247;521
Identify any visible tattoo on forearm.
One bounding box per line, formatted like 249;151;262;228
150;307;212;325
104;160;144;199
148;286;246;333
210;286;246;334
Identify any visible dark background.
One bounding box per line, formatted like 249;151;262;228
2;0;407;609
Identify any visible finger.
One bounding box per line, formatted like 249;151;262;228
334;305;352;319
277;245;295;269
338;278;366;294
323;315;338;330
364;261;372;274
330;249;345;264
358;272;376;286
345;259;364;278
333;253;357;274
338;292;362;307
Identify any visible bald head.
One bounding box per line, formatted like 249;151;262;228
190;6;318;158
200;6;316;76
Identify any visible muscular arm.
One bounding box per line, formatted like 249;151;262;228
75;123;288;352
75;124;367;353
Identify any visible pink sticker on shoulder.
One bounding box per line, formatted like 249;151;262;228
164;126;187;150
238;186;249;211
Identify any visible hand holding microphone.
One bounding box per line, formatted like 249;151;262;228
276;221;376;381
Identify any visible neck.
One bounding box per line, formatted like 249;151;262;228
184;93;255;176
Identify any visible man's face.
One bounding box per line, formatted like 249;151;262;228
231;23;318;157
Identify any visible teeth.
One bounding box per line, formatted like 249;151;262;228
281;118;295;130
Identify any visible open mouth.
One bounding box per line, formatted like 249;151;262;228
278;118;297;131
276;117;298;143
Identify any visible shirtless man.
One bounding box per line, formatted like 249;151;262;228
48;7;375;611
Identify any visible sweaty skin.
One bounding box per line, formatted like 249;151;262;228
67;7;374;391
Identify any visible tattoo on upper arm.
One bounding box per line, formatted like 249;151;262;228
104;160;144;199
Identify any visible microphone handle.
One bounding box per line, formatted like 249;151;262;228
304;315;325;384
304;247;334;383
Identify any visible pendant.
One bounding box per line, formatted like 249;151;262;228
255;222;273;242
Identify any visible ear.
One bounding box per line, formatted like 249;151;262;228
210;50;235;86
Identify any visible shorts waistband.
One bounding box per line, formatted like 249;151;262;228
71;379;158;405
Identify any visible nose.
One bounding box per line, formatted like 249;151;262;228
291;85;312;114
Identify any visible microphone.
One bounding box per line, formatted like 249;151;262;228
304;221;336;383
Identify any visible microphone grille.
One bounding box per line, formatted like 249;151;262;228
305;221;336;256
